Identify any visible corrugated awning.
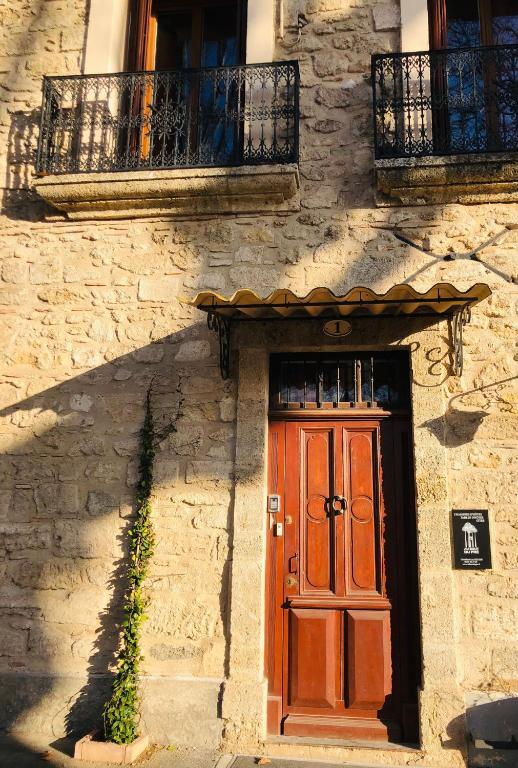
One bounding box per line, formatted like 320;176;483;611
189;283;491;320
188;282;491;379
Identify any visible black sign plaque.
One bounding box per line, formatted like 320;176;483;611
452;509;492;570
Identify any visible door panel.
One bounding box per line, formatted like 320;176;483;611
302;429;334;594
346;610;391;710
282;420;391;738
346;429;379;595
287;608;339;709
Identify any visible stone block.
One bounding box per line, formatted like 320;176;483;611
29;258;62;285
492;647;518;682
0;627;27;657
2;259;29;284
185;461;233;488
141;677;222;747
53;517;123;559
169;426;203;456
152;460;180;488
0;524;52;558
219;397;236;422
373;4;400;31
34;484;79;518
9;489;36;522
69;394;94;412
138;276;181;302
0;672;112;736
175;341;211;361
86;490;116;517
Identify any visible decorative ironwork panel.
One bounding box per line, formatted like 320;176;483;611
269;352;411;411
36;62;299;174
372;44;518;159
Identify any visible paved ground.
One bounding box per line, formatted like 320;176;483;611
0;737;433;768
0;735;220;768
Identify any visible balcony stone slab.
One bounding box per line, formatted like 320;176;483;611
34;164;300;220
375;153;518;206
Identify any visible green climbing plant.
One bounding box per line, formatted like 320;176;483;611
103;384;156;745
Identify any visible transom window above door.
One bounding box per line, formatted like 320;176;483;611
269;353;411;412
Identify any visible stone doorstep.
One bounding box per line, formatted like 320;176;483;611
33;164;300;221
264;735;421;751
229;755;433;768
74;732;150;764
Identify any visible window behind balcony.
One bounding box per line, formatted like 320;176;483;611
427;0;518;154
126;0;246;166
429;0;518;48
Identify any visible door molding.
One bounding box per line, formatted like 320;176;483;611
221;322;462;761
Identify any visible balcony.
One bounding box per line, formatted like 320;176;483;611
372;44;518;205
34;62;300;219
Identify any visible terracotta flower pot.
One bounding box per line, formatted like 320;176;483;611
74;732;150;764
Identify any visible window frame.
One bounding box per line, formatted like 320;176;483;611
126;0;247;71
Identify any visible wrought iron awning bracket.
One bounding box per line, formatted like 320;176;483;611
452;305;471;377
206;302;474;380
207;312;231;380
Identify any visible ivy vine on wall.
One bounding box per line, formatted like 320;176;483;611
103;384;156;745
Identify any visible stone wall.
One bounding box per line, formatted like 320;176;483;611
0;0;516;764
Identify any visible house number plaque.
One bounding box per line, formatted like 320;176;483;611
323;319;352;337
452;509;492;570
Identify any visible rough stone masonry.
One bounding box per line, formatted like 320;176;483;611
0;1;517;767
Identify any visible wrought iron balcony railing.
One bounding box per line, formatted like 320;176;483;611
372;44;518;159
36;61;299;175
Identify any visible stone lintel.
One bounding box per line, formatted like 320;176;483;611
375;152;518;206
34;164;300;221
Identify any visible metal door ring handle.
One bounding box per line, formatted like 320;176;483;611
331;495;347;514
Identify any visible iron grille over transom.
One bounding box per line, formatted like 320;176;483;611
270;352;411;412
372;44;518;159
36;62;299;175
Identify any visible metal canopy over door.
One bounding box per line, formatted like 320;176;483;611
265;353;420;742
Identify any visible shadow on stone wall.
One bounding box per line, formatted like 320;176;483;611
1;0;92;222
3;1;515;761
0;321;238;751
422;375;518;446
0;212;478;755
466;696;518;767
3;107;46;221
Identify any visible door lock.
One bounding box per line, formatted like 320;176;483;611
286;575;297;588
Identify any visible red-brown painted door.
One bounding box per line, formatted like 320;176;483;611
266;418;419;742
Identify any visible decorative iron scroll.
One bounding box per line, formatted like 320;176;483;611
452;306;471;377
372;44;518;159
36;62;299;175
207;312;231;380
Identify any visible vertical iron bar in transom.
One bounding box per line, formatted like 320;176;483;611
269;353;411;412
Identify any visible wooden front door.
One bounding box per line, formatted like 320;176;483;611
265;354;420;743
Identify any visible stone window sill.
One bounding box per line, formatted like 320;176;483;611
34;164;300;221
375;152;518;206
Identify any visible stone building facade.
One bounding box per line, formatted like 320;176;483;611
0;1;517;767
